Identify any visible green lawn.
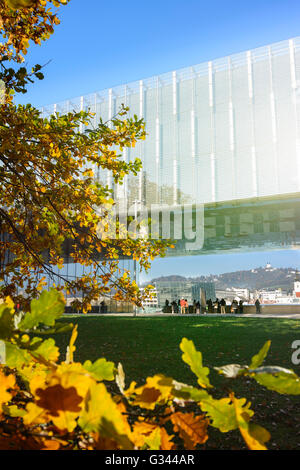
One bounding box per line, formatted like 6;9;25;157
51;315;300;450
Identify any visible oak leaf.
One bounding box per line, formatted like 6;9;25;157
170;411;209;449
35;384;83;417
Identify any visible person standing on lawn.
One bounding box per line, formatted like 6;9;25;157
255;298;261;314
220;298;226;314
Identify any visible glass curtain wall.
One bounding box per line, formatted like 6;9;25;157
37;37;300;310
42;37;300;210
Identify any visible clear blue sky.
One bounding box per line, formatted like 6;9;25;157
16;0;300;107
16;0;300;279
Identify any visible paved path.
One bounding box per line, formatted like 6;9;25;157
65;312;300;319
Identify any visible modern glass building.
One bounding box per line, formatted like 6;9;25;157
154;280;216;307
43;37;300;258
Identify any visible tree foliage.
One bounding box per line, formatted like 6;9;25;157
0;292;299;450
0;0;172;311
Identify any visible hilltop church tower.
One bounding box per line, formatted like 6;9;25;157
293;270;300;298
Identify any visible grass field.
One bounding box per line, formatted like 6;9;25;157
51;314;300;450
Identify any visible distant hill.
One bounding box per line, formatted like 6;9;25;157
147;266;299;292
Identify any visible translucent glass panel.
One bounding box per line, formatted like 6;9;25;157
44;37;300;207
195;156;212;204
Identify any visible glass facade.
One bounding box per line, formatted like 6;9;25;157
51;258;136;313
154;280;216;307
43;37;300;208
41;37;300;258
20;37;300;312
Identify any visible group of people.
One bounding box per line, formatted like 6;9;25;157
178;298;200;314
163;297;245;314
163;299;202;314
206;298;244;314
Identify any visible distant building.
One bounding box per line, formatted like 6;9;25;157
154;280;215;307
216;287;249;302
258;289;284;303
254;272;300;304
293;270;300;298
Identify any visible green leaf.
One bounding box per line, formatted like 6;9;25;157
200;396;240;433
19;289;65;331
2;404;26;417
30;337;59;362
0;304;14;340
180;338;212;389
33;322;74;335
248;423;271;447
249;341;271;369
231;394;269;450
252;367;300;395
170;381;210;402
83;358;115;381
4;341;31;369
143;427;161;450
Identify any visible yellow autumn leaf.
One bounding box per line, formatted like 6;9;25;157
78;382;134;449
231;393;270;450
23;402;46;427
65;324;78;363
131;375;173;409
131;419;157;448
143;426;161;450
0;370;15;409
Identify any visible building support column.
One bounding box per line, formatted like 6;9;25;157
209;61;216;202
289;39;300;189
247;50;258;197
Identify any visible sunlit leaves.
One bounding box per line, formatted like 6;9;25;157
65;324;77;363
0;295;298;450
214;340;300;395
130;374;173;410
180;338;212;389
0;99;171;311
24;362;94;432
0;302;15;339
0;370;15;409
4;340;31;368
200;396;240;433
83;358;115;382
35;384;82;417
249;341;271;370
0;1;68;62
231;393;270;450
19;289;65;331
115;362;125;394
78;382;134;449
252;368;300;395
214;363;247;378
169;412;209;449
30;337;59;362
0;0;169;313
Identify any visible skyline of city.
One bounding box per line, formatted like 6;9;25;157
140;250;300;284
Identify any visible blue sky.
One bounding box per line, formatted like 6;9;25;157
139;250;300;284
15;0;300;280
16;0;300;108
